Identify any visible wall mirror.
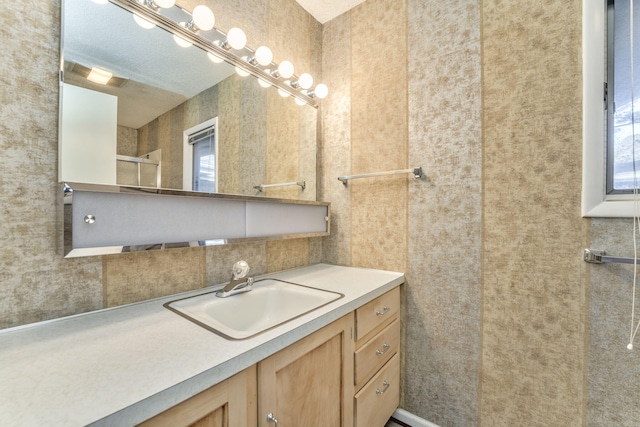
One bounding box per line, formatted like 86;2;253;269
59;0;318;201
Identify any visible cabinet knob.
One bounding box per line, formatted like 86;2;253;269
84;214;96;224
376;380;391;395
267;412;279;427
376;343;391;356
375;306;390;316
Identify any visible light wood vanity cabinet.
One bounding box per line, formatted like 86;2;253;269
353;287;401;427
139;286;401;427
258;313;354;427
138;366;257;427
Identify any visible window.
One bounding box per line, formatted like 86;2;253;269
607;0;640;194
182;118;218;192
583;0;640;216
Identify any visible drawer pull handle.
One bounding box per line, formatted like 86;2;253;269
376;343;391;355
376;306;391;316
267;413;279;427
376;380;390;395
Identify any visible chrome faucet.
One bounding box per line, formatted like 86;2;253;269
216;260;254;298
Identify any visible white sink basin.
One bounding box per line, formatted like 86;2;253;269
164;279;343;339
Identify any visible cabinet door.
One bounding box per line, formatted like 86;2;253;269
138;365;257;427
258;314;354;427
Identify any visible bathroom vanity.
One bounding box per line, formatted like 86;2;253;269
140;286;400;427
0;264;403;426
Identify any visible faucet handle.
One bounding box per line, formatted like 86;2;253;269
231;260;250;280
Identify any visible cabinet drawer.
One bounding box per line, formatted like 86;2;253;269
355;287;400;341
354;354;400;427
354;318;399;390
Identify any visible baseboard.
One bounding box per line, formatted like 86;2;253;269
390;408;442;427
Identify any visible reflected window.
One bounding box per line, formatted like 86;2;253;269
185;119;218;192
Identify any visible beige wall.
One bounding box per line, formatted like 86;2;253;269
320;0;637;426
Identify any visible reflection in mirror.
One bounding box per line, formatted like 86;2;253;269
60;0;317;201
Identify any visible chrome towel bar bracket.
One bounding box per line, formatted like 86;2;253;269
584;248;640;265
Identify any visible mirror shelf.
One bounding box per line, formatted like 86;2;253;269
63;182;330;258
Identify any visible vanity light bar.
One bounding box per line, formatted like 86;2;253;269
109;0;323;108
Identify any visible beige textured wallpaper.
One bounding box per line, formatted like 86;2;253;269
319;12;352;266
349;0;408;273
481;0;588;425
0;0;104;329
405;0;482;424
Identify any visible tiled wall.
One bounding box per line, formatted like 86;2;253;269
0;0;321;328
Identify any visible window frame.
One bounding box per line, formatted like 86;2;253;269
583;0;640;216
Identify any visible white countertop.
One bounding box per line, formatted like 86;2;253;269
0;263;404;427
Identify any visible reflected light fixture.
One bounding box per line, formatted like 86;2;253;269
173;23;193;47
138;0;175;9
207;52;224;64
218;27;247;50
278;88;291;97
133;13;156;29
295;97;306;106
87;66;113;85
153;0;176;8
235;66;250;77
91;0;109;4
257;78;271;88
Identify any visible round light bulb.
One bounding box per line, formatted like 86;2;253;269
257;78;271;88
278;88;291;98
313;83;329;99
227;27;247;50
133;14;156;29
173;24;193;47
192;5;215;31
295;97;306;106
154;0;175;8
235;67;250;77
207;52;224;63
278;60;294;79
254;46;273;66
297;73;313;89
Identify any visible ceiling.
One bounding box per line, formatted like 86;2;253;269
295;0;367;24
